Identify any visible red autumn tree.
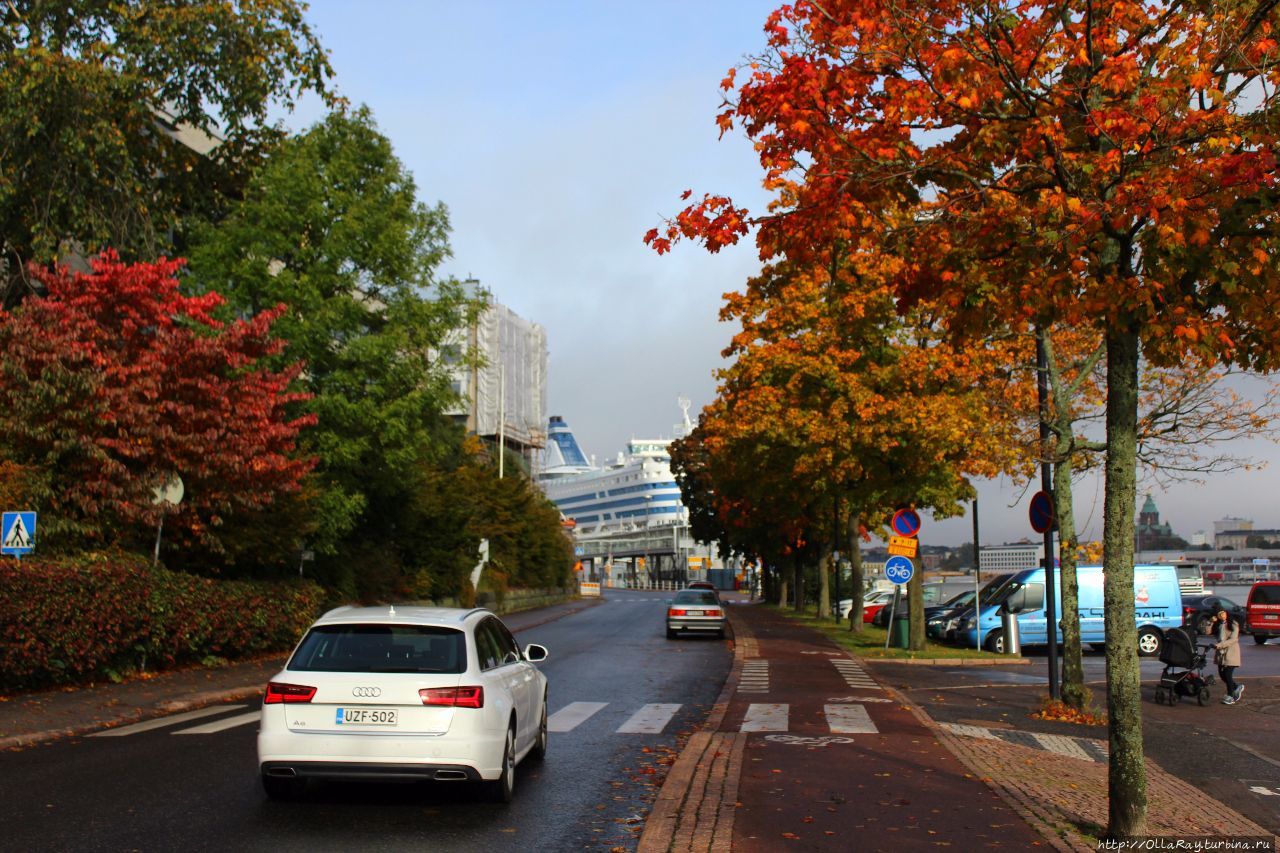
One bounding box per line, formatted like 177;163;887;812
0;253;316;556
649;0;1280;837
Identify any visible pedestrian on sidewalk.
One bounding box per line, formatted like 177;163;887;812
1211;608;1243;705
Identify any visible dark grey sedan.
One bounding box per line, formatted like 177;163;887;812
666;589;726;639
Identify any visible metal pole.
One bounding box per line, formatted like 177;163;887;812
152;513;164;569
1037;330;1060;700
973;497;981;651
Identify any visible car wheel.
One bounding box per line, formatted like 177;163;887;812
261;773;305;802
529;697;548;762
1137;627;1162;657
984;631;1005;654
484;723;516;804
666;627;678;639
1255;634;1268;645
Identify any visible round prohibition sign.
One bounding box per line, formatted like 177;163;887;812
1029;490;1055;534
890;508;921;538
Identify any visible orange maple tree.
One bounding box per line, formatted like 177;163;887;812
650;0;1280;837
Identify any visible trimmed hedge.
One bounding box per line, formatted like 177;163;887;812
0;553;324;691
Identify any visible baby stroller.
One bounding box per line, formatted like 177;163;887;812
1153;626;1215;706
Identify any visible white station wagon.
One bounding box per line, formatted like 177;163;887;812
257;605;549;803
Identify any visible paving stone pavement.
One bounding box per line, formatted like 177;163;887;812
639;597;1280;852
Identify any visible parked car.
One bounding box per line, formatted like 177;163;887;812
1181;593;1249;638
869;584;950;627
1246;581;1280;644
956;564;1182;656
835;589;896;622
930;577;1016;642
666;588;727;639
257;605;549;803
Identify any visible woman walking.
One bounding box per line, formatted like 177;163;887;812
1212;608;1243;705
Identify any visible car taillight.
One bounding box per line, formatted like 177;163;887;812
705;609;722;617
420;686;484;708
669;608;687;616
264;682;317;704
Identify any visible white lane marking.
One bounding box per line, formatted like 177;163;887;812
827;695;894;703
1031;732;1093;761
824;704;878;734
89;705;247;737
765;734;856;746
741;703;789;732
617;703;682;734
548;701;608;732
1249;785;1280;797
173;711;261;735
940;722;999;740
739;660;770;693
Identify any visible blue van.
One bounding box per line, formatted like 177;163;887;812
957;564;1182;656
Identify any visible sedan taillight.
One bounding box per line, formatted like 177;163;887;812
264;682;317;704
668;608;687;617
420;686;484;709
705;609;722;617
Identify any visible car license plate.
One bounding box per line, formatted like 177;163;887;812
688;610;704;616
336;707;397;726
1267;614;1278;620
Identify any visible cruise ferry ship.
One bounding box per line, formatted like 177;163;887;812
537;408;689;538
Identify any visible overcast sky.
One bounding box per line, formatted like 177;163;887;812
284;1;1280;548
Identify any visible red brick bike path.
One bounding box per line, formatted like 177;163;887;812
725;605;1045;851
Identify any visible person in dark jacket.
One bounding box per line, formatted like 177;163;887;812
1212;608;1243;705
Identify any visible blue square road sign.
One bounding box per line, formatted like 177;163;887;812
1;511;36;556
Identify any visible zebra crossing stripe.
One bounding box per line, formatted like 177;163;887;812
617;703;682;734
547;701;608;732
173;711;261;735
89;705;247;737
832;659;880;689
824;704;878;734
739;659;770;693
741;703;789;732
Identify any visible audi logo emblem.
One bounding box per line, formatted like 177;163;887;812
351;687;381;698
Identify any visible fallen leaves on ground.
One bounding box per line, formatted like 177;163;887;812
1029;697;1107;726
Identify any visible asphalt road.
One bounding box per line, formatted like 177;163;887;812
0;589;731;852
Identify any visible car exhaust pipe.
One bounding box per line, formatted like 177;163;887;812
433;770;468;781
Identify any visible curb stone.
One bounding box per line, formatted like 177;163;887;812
638;611;751;853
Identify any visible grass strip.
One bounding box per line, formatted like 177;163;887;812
767;604;1010;660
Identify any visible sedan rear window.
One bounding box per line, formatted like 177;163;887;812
289;624;467;674
674;591;719;605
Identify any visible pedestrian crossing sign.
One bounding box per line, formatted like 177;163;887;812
1;511;36;556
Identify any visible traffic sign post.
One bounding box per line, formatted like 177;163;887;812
883;555;915;650
1;511;36;557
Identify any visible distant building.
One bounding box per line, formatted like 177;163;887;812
1214;517;1252;548
443;282;548;463
978;541;1045;575
1135;494;1187;552
1189;530;1208;547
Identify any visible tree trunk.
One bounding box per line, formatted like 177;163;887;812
818;544;831;620
1054;444;1089;710
1103;325;1147;838
777;565;789;610
847;511;865;632
907;556;925;650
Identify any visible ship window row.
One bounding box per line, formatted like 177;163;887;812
559;496;682;514
555;482;678;507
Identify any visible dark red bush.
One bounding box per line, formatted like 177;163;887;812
0;553;323;690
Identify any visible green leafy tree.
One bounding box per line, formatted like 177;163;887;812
0;0;333;303
185;106;479;596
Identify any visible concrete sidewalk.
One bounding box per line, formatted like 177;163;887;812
640;599;1277;852
0;596;602;751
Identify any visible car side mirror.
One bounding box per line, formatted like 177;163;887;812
524;644;549;662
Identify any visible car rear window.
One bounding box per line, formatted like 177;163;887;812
674;591;719;605
288;624;467;674
1251;585;1280;606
